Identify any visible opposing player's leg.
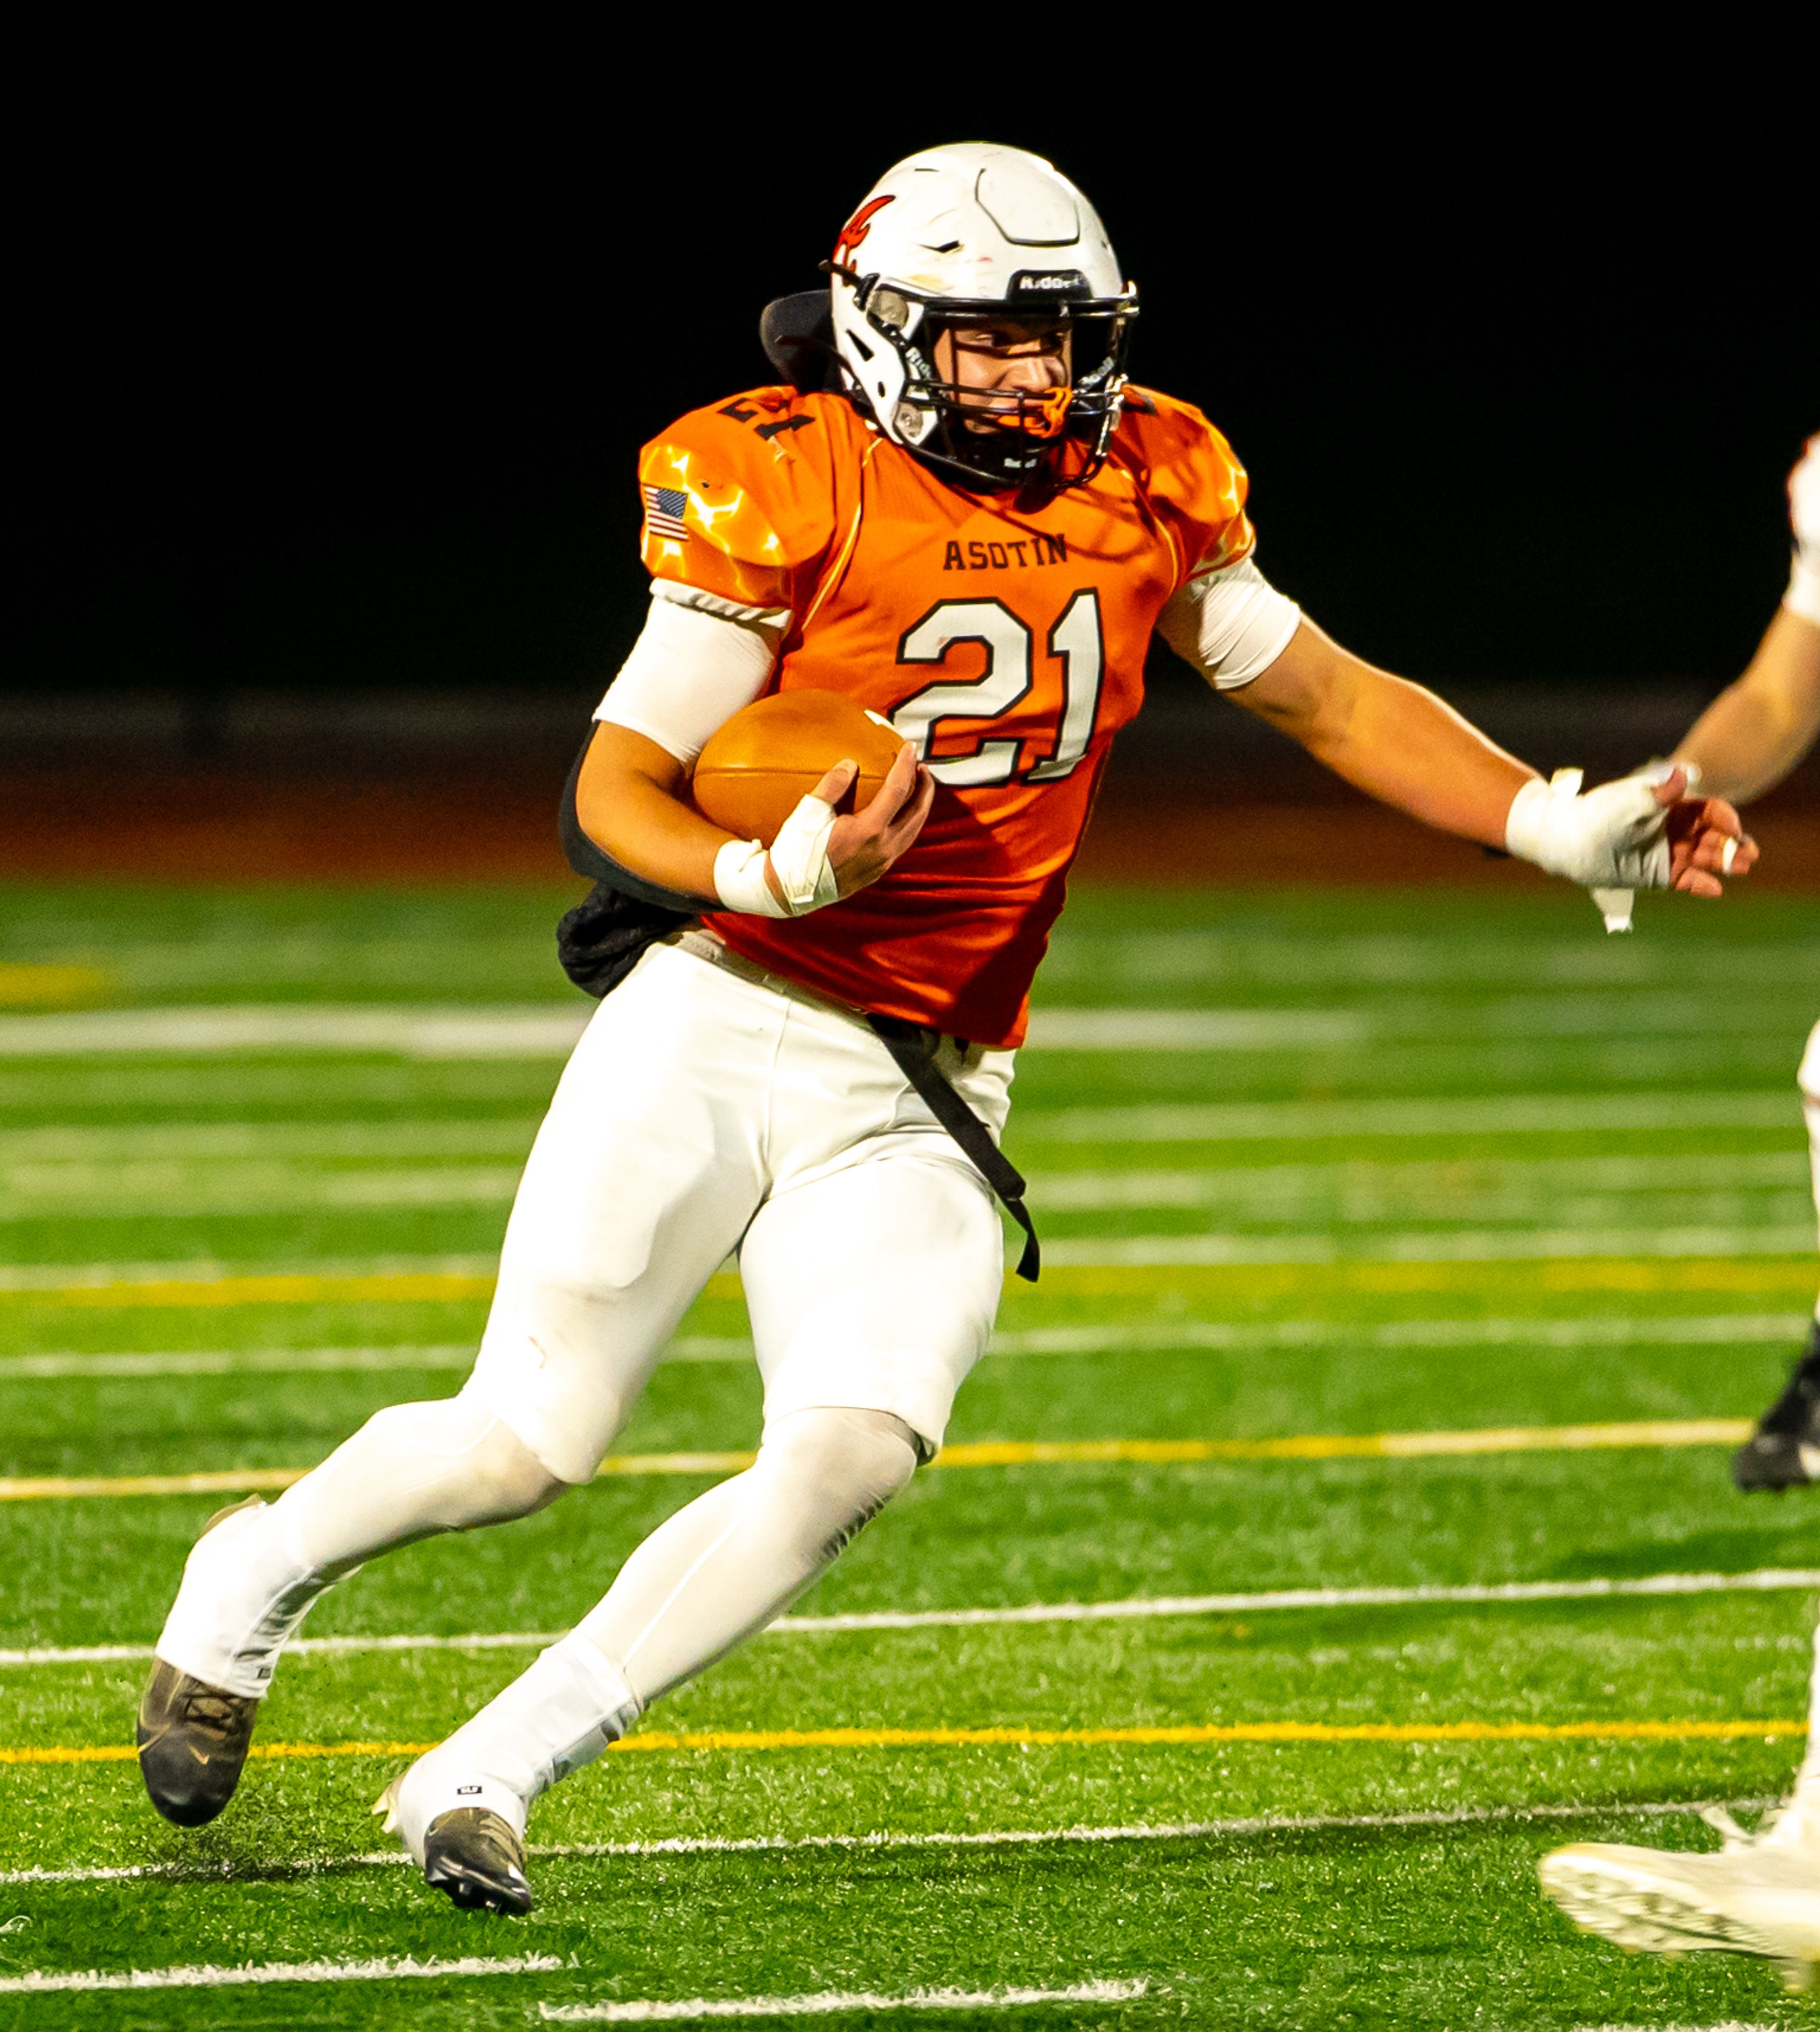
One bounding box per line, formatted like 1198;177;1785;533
139;945;771;1825
1540;1019;1820;1981
380;1021;1006;1912
1733;1019;1820;1491
1539;1618;1820;1988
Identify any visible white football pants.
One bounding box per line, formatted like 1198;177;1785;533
463;936;1013;1478
156;936;1011;1700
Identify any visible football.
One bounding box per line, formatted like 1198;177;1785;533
691;689;905;846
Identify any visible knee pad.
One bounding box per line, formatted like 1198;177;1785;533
754;1406;919;1558
360;1398;569;1530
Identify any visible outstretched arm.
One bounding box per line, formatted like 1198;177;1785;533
1230;618;1754;896
1231;616;1533;848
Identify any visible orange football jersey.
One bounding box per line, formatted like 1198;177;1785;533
636;386;1254;1048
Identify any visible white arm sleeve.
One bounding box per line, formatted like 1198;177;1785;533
1785;435;1820;626
593;582;787;765
1155;556;1303;691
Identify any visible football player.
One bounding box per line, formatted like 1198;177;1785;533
1540;437;1820;1985
136;143;1754;1915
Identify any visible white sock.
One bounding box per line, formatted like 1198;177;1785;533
154;1500;335;1700
388;1633;640;1856
155;1396;564;1698
391;1406;918;1838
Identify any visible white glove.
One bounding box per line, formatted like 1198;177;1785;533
1786;435;1820;626
712;792;842;918
1504;765;1682;892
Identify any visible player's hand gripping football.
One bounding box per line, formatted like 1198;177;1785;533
784;741;935;902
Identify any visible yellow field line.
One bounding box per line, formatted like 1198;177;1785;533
0;1273;500;1312
4;1260;1813;1312
0;1419;1759;1503
6;1717;1804;1767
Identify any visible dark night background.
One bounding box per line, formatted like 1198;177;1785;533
11;109;1813;733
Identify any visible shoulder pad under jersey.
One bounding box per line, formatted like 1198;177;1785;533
1111;386;1256;583
637;390;855;615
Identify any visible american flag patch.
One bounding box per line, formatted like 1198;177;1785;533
642;484;690;541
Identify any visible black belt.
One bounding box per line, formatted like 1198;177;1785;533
865;1014;1039;1283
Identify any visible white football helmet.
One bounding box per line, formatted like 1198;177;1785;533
823;142;1138;490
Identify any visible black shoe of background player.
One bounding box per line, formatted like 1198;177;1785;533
1733;1321;1820;1492
423;1808;535;1915
137;1658;261;1826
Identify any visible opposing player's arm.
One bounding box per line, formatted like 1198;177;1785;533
1672;437;1820;803
1674;607;1820;802
1229;618;1754;896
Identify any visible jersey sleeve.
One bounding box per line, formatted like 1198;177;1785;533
637;389;842;621
1115;387;1257;589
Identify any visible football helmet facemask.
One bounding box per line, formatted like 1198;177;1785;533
826;143;1138;492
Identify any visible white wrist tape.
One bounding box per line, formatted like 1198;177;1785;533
712;840;790;918
767;793;842;913
711;793;841;919
1504;766;1673;890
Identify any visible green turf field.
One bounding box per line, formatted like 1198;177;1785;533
0;879;1816;2028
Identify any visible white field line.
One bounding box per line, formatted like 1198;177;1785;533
0;1004;1364;1060
1023;1092;1800;1143
774;1569;1820;1632
8;1314;1810;1381
8;1568;1813;1668
1036;930;1819;990
0;1127;1801;1179
1028;1151;1810;1208
0;1167;528;1218
6;1159;1810;1223
1041;1228;1818;1267
1028;1008;1362;1049
538;1980;1150;2023
0;1345;480;1379
7;1224;1816;1299
0;1119;543;1161
0;1951;563;1995
0;1006;593;1060
0;1252;501;1294
0;1795;1781;1889
984;1314;1814;1358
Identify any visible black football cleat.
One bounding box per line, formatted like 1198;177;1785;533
422;1807;535;1915
1733;1322;1820;1493
136;1657;261;1826
137;1495;269;1826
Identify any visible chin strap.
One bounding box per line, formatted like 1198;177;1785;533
865;1014;1039;1283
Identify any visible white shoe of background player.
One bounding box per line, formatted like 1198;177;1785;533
1538;1801;1820;1991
